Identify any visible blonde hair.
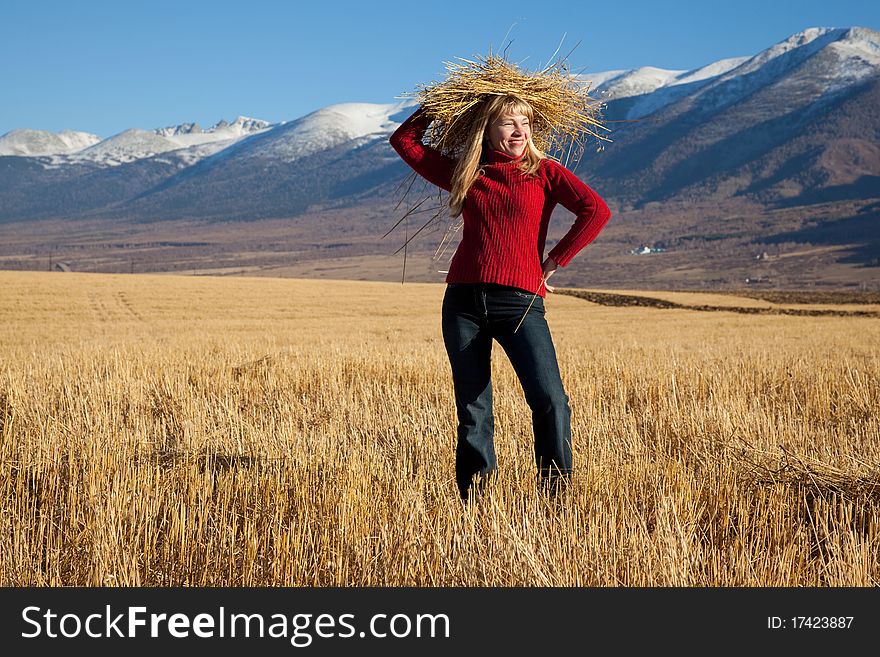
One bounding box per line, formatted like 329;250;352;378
448;95;545;217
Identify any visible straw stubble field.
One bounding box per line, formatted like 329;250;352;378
1;270;879;586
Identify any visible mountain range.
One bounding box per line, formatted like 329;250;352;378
1;26;878;290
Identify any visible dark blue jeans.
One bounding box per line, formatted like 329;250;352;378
441;282;572;500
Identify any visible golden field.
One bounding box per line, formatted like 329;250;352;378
1;270;879;586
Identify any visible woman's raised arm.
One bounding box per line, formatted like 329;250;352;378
389;106;456;192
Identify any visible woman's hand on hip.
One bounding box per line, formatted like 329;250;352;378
542;257;558;293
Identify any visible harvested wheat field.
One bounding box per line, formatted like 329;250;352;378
1;270;879;586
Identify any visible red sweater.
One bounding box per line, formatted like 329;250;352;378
389;107;612;297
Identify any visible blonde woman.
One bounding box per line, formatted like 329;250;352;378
390;94;611;501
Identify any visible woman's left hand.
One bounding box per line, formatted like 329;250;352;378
542;257;558;293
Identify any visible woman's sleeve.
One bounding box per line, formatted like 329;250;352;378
544;160;612;267
388;106;456;192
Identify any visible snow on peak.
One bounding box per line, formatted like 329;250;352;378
205;116;272;134
581;57;750;101
692;26;880;113
231;116;271;130
251;100;417;162
828;26;880;69
674;57;752;85
578;57;750;119
729;26;846;78
843;26;880;50
156;123;203;137
155;116;273;148
593;66;688;99
74;128;184;165
33;116;276;168
582;26;879;120
0;128;101;156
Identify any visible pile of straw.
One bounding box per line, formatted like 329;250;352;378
404;51;611;167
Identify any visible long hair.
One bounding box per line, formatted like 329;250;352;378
448;94;545;217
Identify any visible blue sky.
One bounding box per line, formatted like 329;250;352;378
3;0;878;137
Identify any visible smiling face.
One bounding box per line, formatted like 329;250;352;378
485;111;531;157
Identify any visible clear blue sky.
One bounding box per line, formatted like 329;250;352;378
3;0;878;137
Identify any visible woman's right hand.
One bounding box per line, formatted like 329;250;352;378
541;257;558;293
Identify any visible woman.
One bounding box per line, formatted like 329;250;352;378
389;94;612;501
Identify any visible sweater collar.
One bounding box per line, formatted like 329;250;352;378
485;148;526;165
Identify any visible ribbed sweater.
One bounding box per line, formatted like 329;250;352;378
389;106;612;297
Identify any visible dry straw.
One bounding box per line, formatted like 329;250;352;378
404;49;611;167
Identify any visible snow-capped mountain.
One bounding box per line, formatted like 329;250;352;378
720;26;879;86
154;116;272;146
689;26;880;116
14;115;275;169
583;59;747;102
0;129;101;156
2;100;413;172
0;26;877;227
581;58;750;120
579;27;879;122
580;25;880;206
73;129;186;166
155;122;202;137
229;101;416;163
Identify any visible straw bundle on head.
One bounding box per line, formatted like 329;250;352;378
406;51;610;168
